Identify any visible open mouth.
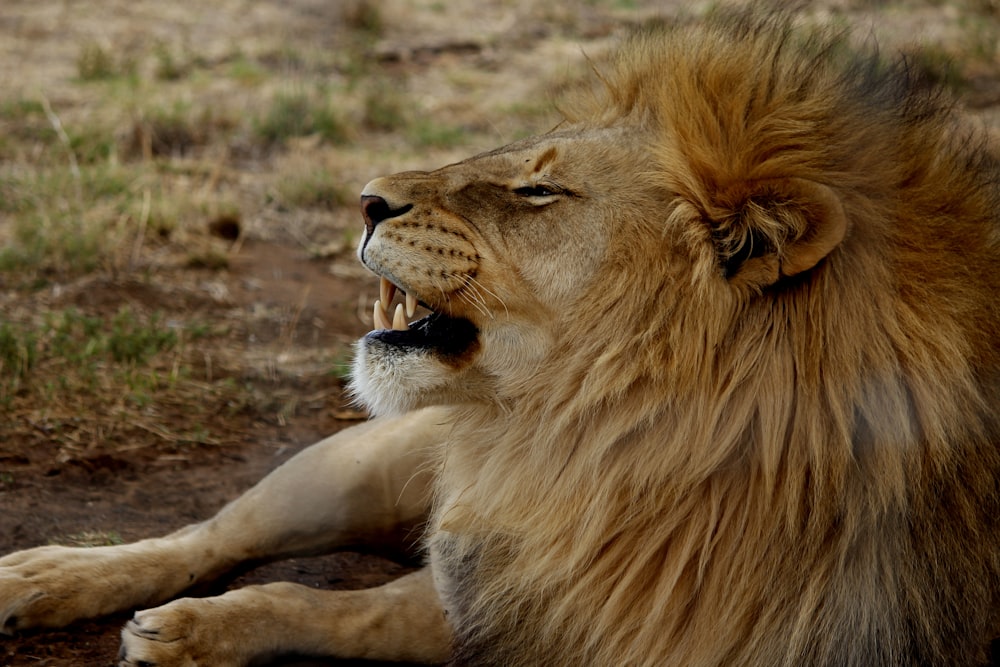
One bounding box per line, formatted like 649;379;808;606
368;277;479;356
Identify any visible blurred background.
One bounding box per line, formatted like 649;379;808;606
0;0;997;664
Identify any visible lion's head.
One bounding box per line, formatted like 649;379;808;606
351;67;853;419
351;126;658;415
351;11;1000;666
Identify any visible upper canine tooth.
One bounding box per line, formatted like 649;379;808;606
373;299;392;330
380;277;396;307
392;303;409;331
405;292;417;318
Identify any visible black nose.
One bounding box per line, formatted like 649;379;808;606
360;195;412;235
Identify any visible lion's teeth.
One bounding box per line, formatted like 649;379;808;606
375;279;417;328
373;299;392;330
392;303;409;331
380;277;396;307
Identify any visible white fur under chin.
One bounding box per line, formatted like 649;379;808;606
349;338;454;417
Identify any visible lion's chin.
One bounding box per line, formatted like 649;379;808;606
366;312;478;355
349;314;480;416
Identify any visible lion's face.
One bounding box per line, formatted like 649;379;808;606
351;126;652;415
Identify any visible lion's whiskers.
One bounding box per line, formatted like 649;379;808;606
452;275;493;320
465;275;509;318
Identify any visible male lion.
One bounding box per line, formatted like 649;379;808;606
2;10;999;667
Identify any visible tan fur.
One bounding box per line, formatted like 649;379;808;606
1;10;998;667
358;11;1000;666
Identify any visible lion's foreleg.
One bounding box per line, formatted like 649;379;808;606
118;567;451;667
0;407;448;633
200;405;445;562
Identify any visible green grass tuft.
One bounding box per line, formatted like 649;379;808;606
0;323;37;380
76;41;118;81
362;79;409;132
254;91;349;146
153;43;190;81
274;167;352;210
0;308;178;405
108;309;178;364
408;118;469;148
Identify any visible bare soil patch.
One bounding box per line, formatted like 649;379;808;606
0;240;396;666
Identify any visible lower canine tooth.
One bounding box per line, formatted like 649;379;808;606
392;303;409;331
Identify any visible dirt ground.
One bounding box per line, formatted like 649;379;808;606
1;1;998;665
0;241;406;666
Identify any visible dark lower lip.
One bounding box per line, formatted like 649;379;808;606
367;312;479;357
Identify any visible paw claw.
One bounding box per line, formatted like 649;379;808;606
1;614;18;636
117;645;158;667
126;616;162;640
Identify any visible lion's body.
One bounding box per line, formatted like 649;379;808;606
1;10;998;667
413;15;1000;666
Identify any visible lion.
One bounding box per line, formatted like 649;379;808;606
2;9;999;667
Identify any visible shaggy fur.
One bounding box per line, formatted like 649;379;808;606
427;11;1000;667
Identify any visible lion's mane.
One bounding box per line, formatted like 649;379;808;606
433;10;1000;667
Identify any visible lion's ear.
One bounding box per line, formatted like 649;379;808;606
711;178;849;289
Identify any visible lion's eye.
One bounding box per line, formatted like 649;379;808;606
513;185;560;198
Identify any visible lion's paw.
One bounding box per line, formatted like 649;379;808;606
0;573;47;635
118;598;243;667
0;545;107;633
0;540;202;636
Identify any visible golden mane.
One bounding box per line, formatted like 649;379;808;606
435;11;1000;666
